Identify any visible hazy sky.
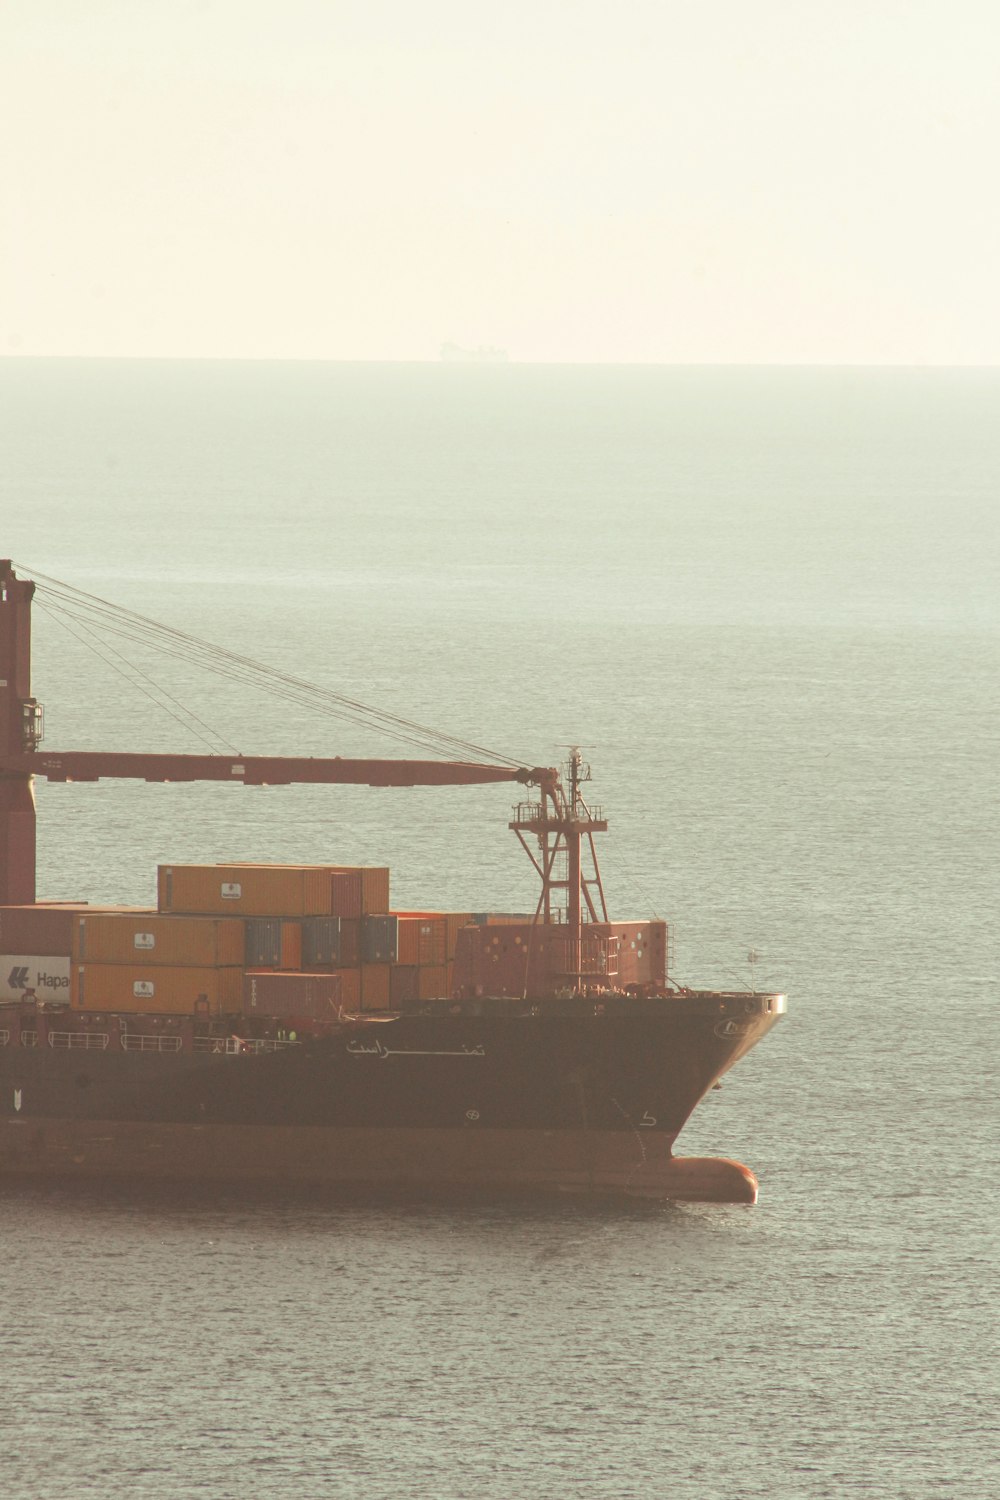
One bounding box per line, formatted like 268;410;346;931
3;0;998;362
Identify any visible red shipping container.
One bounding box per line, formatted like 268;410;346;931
329;868;391;918
330;871;362;919
243;970;342;1021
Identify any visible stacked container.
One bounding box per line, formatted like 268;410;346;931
71;911;246;1015
158;862;396;1014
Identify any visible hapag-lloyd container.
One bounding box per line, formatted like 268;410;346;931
158;865;332;918
0;955;71;1003
72;963;243;1015
73;913;245;967
0;904;153;958
243;970;342;1021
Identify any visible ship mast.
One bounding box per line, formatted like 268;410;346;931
0;560;557;906
509;747;609;988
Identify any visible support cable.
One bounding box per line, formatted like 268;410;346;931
17;565;527;768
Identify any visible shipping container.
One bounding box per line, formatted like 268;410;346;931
329;870;362;919
243;970;341;1021
445;913;473;960
333;967;361;1011
417;965;450;1001
470;913;536;926
338;919;360;967
395;915;447;967
0;904;152;959
354;866;390;915
388;964;419;1007
157;865;331;918
302;916;341;968
243;919;302;970
393;912;469;963
244;918;280;968
360;963;391;1011
228;865;389;904
281;921;302;970
360;914;398;964
0;954;71;1003
73;913;245;968
72;963;243;1015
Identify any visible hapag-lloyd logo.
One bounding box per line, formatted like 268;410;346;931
6;965;69;992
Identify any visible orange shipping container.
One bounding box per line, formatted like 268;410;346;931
395;915;447;966
360;963;391;1011
394;912;469;961
418;965;450;1001
158;865;331;918
72;963;243;1015
333;967;361;1011
281;922;302;970
355;867;390;915
73;913;245;968
0;904;152;958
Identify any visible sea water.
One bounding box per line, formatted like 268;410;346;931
0;360;996;1499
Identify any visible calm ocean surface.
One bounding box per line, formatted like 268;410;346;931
0;360;997;1498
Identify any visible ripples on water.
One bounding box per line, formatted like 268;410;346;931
3;1177;992;1500
1;362;997;1498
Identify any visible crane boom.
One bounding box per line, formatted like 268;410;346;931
0;751;550;790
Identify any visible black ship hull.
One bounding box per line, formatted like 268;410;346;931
0;993;784;1201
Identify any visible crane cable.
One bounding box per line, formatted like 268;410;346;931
17;564;527;768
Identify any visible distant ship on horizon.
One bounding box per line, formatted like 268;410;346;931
439;342;509;364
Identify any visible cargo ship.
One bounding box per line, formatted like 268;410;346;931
0;560;785;1202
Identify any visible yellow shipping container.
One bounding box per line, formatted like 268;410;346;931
158;865;332;918
73;913;245;968
72;963;243;1015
